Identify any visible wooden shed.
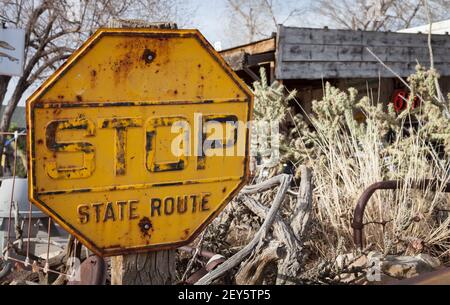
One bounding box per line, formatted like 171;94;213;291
220;25;450;115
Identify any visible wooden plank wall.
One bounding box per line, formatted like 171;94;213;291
286;78;394;116
276;26;450;80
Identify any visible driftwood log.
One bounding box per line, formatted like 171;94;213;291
237;166;313;284
196;166;313;285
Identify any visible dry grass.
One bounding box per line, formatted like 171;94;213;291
306;112;450;260
286;72;450;262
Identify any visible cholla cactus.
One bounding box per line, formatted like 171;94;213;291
252;65;450;261
251;68;297;171
252;67;296;122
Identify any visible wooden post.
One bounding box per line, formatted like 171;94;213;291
111;251;176;285
107;19;178;285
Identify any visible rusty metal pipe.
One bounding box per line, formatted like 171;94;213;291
352;179;450;249
178;246;217;259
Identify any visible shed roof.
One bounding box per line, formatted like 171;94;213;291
398;19;450;34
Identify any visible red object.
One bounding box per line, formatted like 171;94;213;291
412;95;420;109
391;90;420;112
392;90;407;112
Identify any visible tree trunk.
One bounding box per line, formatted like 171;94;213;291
0;75;11;176
0;75;11;103
111;250;176;285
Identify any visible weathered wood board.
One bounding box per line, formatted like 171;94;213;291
276;26;450;80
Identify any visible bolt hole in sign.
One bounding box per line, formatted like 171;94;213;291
27;28;253;256
0;28;25;76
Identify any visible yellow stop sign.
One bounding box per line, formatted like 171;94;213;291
26;28;253;256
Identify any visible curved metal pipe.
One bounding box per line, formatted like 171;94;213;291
178;246;216;259
352;179;450;249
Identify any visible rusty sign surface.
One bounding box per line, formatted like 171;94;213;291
26;28;253;256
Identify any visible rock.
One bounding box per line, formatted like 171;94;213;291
367;251;382;261
366;273;399;285
36;250;63;260
416;253;441;269
334;253;369;283
381;254;441;279
350;255;368;269
333;251;441;283
9;280;38;285
335;253;354;270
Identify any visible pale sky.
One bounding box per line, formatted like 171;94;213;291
186;0;318;49
189;0;229;45
6;0;318;106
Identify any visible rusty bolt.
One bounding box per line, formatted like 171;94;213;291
142;49;155;64
138;217;153;235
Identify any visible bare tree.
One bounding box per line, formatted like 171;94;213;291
120;0;196;29
225;0;305;45
423;0;450;23
316;0;424;31
0;0;193;176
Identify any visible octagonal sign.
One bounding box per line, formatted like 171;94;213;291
26;28;253;256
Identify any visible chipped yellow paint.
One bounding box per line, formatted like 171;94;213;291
44;117;96;179
26;28;253;256
145;116;188;173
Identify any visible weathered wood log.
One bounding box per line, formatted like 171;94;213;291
233;166;313;285
195;174;292;285
276;166;313;284
291;166;313;240
236;195;299;284
235;241;284;284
